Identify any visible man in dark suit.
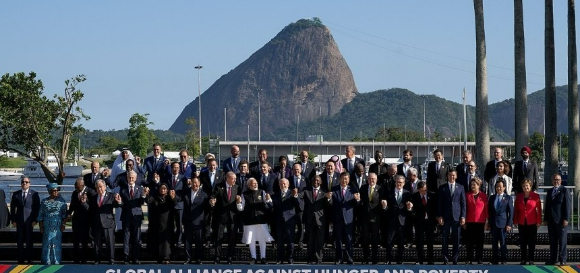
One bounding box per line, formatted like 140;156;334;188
397;149;422;180
236;160;251;191
67;177;96;264
484;147;511;184
330;172;360;264
222;145;243;174
166;161;187;248
349;163;366;246
250;148;269;178
182;177;209;264
455;150;473;189
143;143;168;184
84;161;109;190
273;155;292;182
359;173;385;264
341;145;365;176
302;175;331;264
369;150;389;177
410;181;437;264
209;172;241;264
513;146;539;193
257;161;276;194
320;161;339;192
119;171;146;264
427;149;449;192
91;179;122;264
298;150;316;182
10;176;40;264
544;173;571;265
200;158;224;196
384;175;412;264
437;169;466;265
272;178;304;264
487;179;513;265
177;150;197;179
289;162;307;249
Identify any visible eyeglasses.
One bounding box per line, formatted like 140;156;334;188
553;179;562;181
21;181;30;184
468;165;476;167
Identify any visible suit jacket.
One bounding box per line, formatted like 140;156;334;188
513;192;542;225
90;193;120;229
68;187;95;227
176;161;197;179
369;162;389;176
298;161;316;182
236;173;251;192
111;171;146;189
83;172;107;190
330;185;359;225
410;191;437;225
143;155;167;183
512;160;539;192
288;175;307;192
385;188;412;226
249;160;269;178
320;171;340;192
544;185;571;224
359;184;384;223
488;193;514;228
182;188;209;227
437;182;466;222
119;186;145;224
455;163;470;189
211;182;241;224
165;174;187;210
222;156;244;174
397;162;422;180
341;157;365;175
427;161;449;192
273;166;292;181
465;191;488;223
272;190;304;225
349;173;367;193
484;159;512;183
257;173;276;194
301;186;331;227
10;189;40;225
200;170;225;196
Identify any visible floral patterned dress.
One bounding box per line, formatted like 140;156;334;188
37;196;68;265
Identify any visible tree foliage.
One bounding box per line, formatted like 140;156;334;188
127;113;155;157
0;72;89;184
185;117;200;158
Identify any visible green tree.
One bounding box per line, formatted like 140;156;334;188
127;113;154;157
0;72;89;184
185;117;200;157
529;132;544;165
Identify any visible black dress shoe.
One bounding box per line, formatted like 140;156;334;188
453;261;458;265
519;261;526;265
249;259;256;265
443;261;448;265
109;261;115;265
528;262;534;265
275;260;281;265
396;261;403;265
134;260;141;265
260;258;266;264
163;261;170;264
94;261;100;265
196;260;202;265
347;260;354;265
560;262;566;266
228;258;233;265
428;261;435;265
214;259;220;264
500;261;506;265
316;260;322;265
545;261;555;265
184;260;191;265
299;242;304;250
477;260;483;265
362;261;369;265
335;260;342;265
288;259;294;264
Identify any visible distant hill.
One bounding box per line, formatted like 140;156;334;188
169;18;358;138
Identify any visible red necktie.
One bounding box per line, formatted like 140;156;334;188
227;186;232;201
313;189;318;199
422;195;427;218
342;187;345;197
130;187;134;198
99;195;104;207
173;176;177;188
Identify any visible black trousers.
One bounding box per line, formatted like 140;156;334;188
547;222;568;263
276;221;295;261
385;223;405;262
16;223;34;263
306;223;325;262
414;219;435;263
72;223;91;263
362;220;380;263
213;220;237;260
122;220;142;260
465;222;485;262
173;209;183;245
93;225;115;263
518;224;538;261
185;224;204;261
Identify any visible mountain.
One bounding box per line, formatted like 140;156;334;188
169;18;358;139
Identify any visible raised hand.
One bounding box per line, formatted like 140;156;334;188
115;193;121;203
80;193;87;203
406;201;413;210
169;190;176;199
102;168;110;177
236;195;242;204
292;188;298;196
381;200;388;209
265;193;272;201
326;192;332;199
143;187;150;196
353;193;360;201
153;173;160;183
210;198;216;207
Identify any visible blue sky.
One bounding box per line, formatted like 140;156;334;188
0;1;574;131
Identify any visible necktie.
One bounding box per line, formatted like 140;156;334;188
467;174;471;185
422;195;427;218
464;164;467;174
211;172;215;186
328;175;332;189
342;187;345;198
295;177;299;189
241;175;246;188
302;163;306;175
281;169;285;179
552;187;558;199
93;174;97;183
437;163;440;174
450;183;455;196
227;186;232;201
23;192;27;205
233;157;238;170
396;191;401;204
173;176;177;188
370;186;374;200
99;195;104;207
282;191;286;199
349;159;354;173
182;162;186;174
130;187;134;198
524;161;528;173
359;177;363;188
313;189;318;199
495;194;501;209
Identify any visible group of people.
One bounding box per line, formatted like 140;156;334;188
4;143;572;266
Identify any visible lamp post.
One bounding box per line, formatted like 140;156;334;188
195;65;203;157
257;88;262;142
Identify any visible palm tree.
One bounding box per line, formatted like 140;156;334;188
474;0;490;171
568;0;579;193
514;0;529;160
545;0;558;184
